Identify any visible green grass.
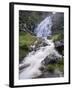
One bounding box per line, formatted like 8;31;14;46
19;31;37;62
51;33;63;42
19;31;37;47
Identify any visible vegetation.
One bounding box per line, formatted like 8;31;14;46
46;58;64;73
51;33;64;42
19;31;37;46
19;31;37;62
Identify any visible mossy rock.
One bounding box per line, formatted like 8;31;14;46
51;33;64;42
46;58;64;73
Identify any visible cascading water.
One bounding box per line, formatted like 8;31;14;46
35;16;52;38
19;16;62;79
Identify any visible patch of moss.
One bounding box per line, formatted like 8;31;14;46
19;31;37;62
51;33;63;42
19;48;29;62
46;59;64;73
19;31;37;47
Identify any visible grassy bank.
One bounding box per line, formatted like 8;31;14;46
19;31;37;62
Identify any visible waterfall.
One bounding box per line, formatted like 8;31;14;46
35;16;52;38
19;16;62;79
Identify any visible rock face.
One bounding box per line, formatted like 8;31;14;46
52;13;64;34
19;64;30;73
42;56;58;65
54;40;64;55
42;52;62;66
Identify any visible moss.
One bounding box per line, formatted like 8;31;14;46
47;64;55;72
51;33;63;42
19;48;28;62
19;31;37;47
19;31;37;62
20;44;29;51
46;59;64;73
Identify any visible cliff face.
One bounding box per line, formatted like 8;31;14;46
52;13;64;34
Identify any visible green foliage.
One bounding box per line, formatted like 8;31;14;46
20;44;29;51
19;31;37;47
19;48;29;62
46;59;64;73
19;31;37;62
51;33;63;42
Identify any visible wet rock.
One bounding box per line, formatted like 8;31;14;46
54;40;64;47
43;57;57;65
54;40;64;55
39;65;46;71
29;45;35;51
42;53;61;65
19;64;30;71
42;42;48;46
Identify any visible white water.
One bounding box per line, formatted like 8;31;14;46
19;16;62;79
35;16;52;37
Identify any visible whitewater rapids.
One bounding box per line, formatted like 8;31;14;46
19;15;62;79
19;39;62;79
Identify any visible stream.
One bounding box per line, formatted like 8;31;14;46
19;16;63;79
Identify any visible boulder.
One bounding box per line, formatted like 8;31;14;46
42;56;58;65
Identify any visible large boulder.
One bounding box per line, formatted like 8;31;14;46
42;55;59;65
